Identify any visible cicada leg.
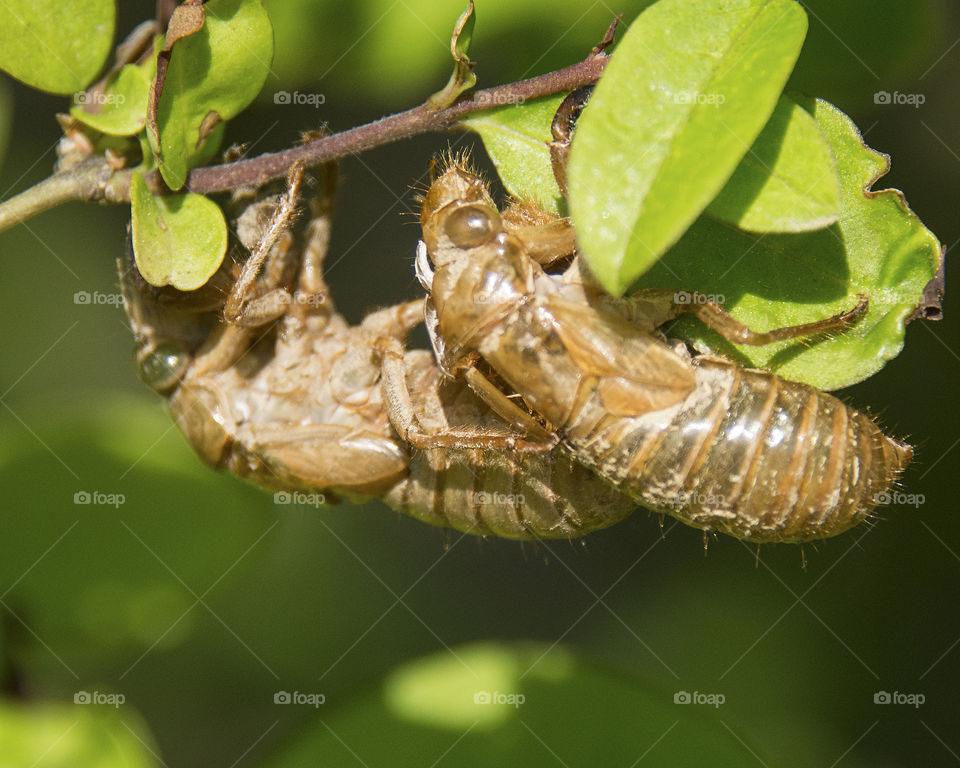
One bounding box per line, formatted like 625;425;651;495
377;335;557;453
222;163;305;327
190;165;310;377
671;293;869;346
548;84;594;198
500;204;577;268
462;368;556;446
587;283;869;347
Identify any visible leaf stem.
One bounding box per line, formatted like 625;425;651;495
0;51;609;233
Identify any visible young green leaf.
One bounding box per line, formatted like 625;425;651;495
130;172;227;291
70;53;157;137
427;1;477;110
463;93;567;214
568;0;808;295
0;0;115;95
633;98;943;390
149;0;274;190
706;94;841;232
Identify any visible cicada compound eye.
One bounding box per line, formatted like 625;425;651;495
138;342;191;394
443;204;500;248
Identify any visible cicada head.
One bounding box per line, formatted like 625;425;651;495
420;160;503;270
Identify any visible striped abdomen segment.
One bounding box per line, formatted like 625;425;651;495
386;447;634;540
591;358;912;543
381;351;635;540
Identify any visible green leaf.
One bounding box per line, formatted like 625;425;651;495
633;98;942;390
0;703;160;768
130;172;227;291
463;93;566;214
427;0;477;110
706;95;841;232
568;0;808;295
263;642;783;767
70;52;157;137
150;0;274;190
0;0;115;95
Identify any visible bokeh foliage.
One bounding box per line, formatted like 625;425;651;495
0;1;956;765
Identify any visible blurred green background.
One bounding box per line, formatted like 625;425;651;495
0;1;957;765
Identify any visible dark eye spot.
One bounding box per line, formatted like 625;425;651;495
444;204;499;247
138;342;190;393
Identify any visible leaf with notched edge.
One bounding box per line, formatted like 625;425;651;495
130;172;227;291
634;97;943;391
464;89;941;389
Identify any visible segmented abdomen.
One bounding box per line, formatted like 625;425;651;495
387;445;634;540
584;357;912;543
382;351;635;539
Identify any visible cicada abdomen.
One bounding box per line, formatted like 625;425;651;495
382;350;635;540
583;356;912;542
419;162;913;543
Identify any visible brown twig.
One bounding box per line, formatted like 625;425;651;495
130;51;610;197
0;50;610;232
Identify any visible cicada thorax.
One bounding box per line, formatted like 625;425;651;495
421;162;913;544
382;351;635;539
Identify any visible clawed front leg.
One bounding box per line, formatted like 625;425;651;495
672;292;868;345
192;164;318;376
548;84;594;198
223;163;305;327
377;335;557;454
589;283;869;347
